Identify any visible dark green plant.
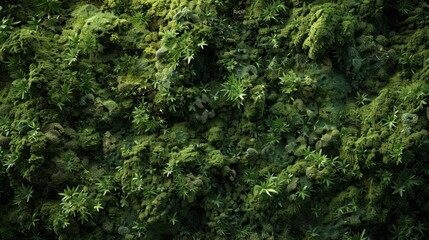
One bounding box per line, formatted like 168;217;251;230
355;92;370;106
37;0;62;15
290;184;312;201
391;172;422;197
0;1;428;239
13;184;33;206
51;82;74;110
390;215;427;239
397;2;412;16
11;78;31;100
267;115;290;134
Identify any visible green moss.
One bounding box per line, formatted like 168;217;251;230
287;159;310;176
282;3;358;60
1;1;429;239
207;126;224;144
43;123;64;145
0;28;55;60
167;123;193;144
78;127;100;150
244;84;266;119
168;144;200;171
325;186;359;221
66;4;122;38
206;149;226;168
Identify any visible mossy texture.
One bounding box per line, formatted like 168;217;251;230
0;0;428;239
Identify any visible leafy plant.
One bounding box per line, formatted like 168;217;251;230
95;176;113;196
79;33;99;56
344;229;371;240
305;149;336;169
0;14;20;41
58;186;101;224
279;71;300;99
390;215;426;240
3;152;19;171
382;108;399;131
267;115;290;134
37;0;62;15
389;144;404;165
0;1;428;239
11;78;31;100
130;11;150;27
254;173;281;197
289;184;312;201
221;75;248;108
13;184;34;206
260;1;287;23
132;101;165;134
391;174;422;197
355;92;370;106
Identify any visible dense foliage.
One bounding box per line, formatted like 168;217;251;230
0;0;428;239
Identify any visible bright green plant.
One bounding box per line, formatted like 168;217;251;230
58;186;102;224
129;11;150;27
383;108;399;131
2;152;19;171
305;149;335;169
221;75;248;108
80;33;98;54
254;173;282;197
95;176;113;196
131;173;144;192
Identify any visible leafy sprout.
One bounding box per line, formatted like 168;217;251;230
355;92;370;106
37;0;62;15
391;174;422;197
197;39;207;49
260;0;287;23
221;75;248;108
254;173;281;197
14;184;34;206
279;71;300;98
382;108;399;131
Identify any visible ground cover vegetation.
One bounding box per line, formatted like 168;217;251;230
0;0;428;239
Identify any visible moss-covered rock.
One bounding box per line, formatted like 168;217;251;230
1;1;428;239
